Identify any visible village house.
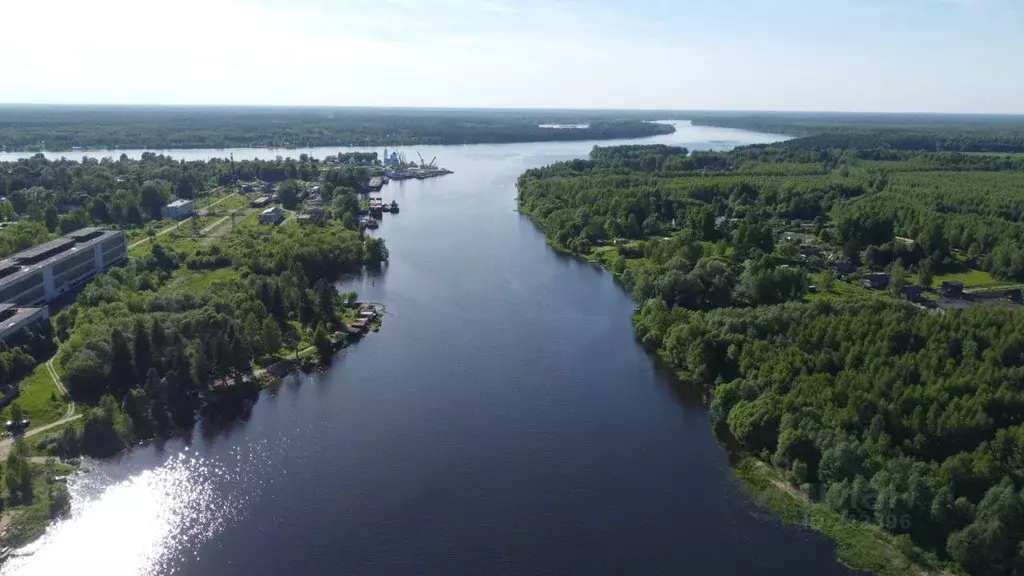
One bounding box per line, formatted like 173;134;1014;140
863;272;890;290
258;206;285;225
941;281;965;298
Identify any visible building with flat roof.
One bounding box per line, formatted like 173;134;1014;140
162;199;195;220
0;304;48;341
0;228;127;306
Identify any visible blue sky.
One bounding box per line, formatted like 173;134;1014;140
2;0;1022;112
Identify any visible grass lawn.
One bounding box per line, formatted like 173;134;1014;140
0;363;67;428
205;194;248;212
928;268;1003;289
0;458;75;547
589;245;619;268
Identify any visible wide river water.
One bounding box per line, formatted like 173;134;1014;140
1;122;858;575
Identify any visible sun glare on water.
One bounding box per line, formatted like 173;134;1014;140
2;444;269;576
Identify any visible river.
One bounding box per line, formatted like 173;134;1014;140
1;122;858;576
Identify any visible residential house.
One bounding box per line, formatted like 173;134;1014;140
941;281;965;298
863;272;890;290
258;206;285;225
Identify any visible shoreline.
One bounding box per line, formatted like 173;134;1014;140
515;206;950;576
732;459;956;576
0;305;383;551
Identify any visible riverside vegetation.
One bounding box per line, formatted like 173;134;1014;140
0;152;388;546
517;129;1024;576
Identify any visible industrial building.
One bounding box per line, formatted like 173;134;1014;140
0;304;48;342
162;199;195;220
0;227;128;306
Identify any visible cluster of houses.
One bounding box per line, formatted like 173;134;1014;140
243;181;328;227
781;231;1022;311
346;306;377;335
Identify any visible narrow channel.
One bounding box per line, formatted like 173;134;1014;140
1;123;859;576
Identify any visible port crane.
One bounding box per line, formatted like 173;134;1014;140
415;152;438;169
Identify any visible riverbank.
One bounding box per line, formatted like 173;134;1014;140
518;230;953;576
0;303;384;549
0;205;388;548
515;139;1003;575
733;459;956;576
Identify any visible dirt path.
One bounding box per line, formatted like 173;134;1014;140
0;414;82;460
0;359;79;460
128;191;237;249
46;359;75;420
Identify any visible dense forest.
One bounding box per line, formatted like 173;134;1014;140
518;133;1024;576
689;112;1024;153
0;153;373;257
0;106;674;151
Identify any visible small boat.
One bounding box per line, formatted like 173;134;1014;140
390;200;399;213
360;217;379;229
381;203;391;213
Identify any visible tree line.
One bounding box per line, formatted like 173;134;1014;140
0;106;674;151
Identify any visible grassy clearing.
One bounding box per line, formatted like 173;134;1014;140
129;227;204;258
171;267;241;294
929;268;1002;289
204;194;248;212
1;458;75;547
804;271;878;303
733;458;955;576
0;363;67;428
124;220;176;245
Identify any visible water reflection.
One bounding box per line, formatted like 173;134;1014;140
0;123;860;576
3;447;259;575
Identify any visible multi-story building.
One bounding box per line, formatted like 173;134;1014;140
0;303;48;342
0;227;128;306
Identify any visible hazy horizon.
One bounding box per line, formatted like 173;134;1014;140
2;104;1024;118
4;0;1023;114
